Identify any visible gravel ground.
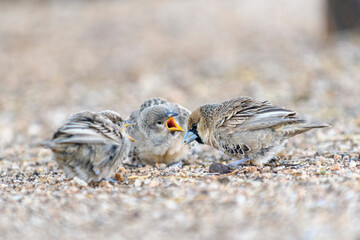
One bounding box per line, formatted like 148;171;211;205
0;1;359;240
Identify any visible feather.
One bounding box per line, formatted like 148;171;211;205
185;96;329;167
39;110;132;183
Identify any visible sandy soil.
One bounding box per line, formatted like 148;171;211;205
0;1;359;240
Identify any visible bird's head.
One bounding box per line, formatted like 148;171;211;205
183;104;218;145
139;105;184;144
98;111;136;142
183;107;205;145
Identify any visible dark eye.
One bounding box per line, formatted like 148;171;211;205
157;121;162;125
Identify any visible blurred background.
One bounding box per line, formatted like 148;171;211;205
0;1;360;240
0;0;359;146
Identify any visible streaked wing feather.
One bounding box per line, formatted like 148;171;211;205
56;135;110;144
223;118;305;133
216;97;301;131
56;119;121;144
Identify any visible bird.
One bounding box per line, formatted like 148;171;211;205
40;110;135;183
183;96;329;166
125;97;190;166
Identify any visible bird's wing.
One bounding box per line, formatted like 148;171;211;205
214;97;303;133
53;112;122;145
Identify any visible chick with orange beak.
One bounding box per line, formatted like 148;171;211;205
125;98;190;166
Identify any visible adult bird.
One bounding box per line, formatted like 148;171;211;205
183;96;329;166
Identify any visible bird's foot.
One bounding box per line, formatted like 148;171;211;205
227;158;253;168
168;161;183;168
122;162;144;168
208;158;254;174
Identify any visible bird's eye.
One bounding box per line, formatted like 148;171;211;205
157;121;162;125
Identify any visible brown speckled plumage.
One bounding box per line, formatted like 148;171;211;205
40;110;132;183
184;97;329;165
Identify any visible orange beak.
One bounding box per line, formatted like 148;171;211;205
122;122;136;142
166;116;184;132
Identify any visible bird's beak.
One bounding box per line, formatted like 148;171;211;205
122;120;136;142
166;116;184;132
182;130;198;144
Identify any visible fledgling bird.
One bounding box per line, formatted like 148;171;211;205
125;97;190;166
40;110;134;183
183;96;329;166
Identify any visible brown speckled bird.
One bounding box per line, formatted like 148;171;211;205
40;110;134;183
183;97;329;166
125;98;190;166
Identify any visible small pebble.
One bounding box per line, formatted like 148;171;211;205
72;177;87;187
331;165;340;171
334;154;342;161
134;179;143;187
208;163;231;174
115;173;125;182
98;181;111;188
149;179;159;187
349;161;357;168
246;166;258;173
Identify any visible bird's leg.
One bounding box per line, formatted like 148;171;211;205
103;177;120;183
227;158;253;168
168;161;183;168
208;158;254;174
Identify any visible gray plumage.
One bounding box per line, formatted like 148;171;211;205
125;98;190;166
40;110;132;183
183;96;329;165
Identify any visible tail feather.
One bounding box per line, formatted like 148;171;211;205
281;121;330;137
38;140;56;149
301;122;330;129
